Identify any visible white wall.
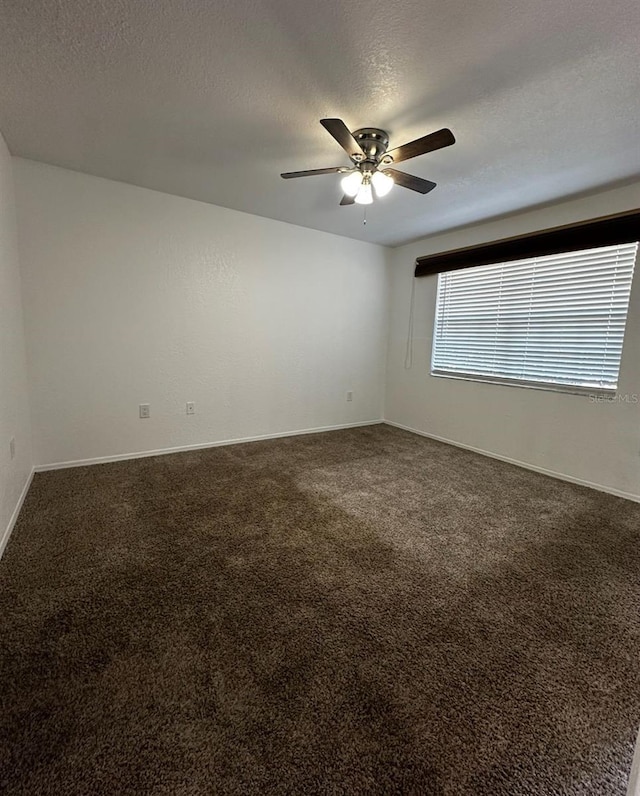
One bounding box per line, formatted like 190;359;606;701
386;182;640;500
0;135;33;550
14;160;388;467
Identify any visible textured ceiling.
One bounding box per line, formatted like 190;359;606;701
1;0;639;247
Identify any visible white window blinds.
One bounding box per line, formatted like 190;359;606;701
431;242;638;392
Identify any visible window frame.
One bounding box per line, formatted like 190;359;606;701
429;242;637;397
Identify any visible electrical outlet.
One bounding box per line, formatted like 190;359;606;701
346;391;353;402
186;402;195;415
9;437;15;460
139;404;150;419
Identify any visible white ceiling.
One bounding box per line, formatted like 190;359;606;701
1;0;639;247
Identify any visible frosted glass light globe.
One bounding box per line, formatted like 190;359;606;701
340;171;363;197
372;170;394;197
354;183;373;205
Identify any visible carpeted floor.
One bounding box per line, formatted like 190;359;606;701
1;424;639;795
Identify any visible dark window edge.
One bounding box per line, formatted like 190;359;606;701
415;209;640;277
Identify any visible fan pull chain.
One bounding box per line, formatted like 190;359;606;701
363;207;367;225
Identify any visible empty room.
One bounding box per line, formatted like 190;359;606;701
1;1;639;794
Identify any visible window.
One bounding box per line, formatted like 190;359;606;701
431;242;637;393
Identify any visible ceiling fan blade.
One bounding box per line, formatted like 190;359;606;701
340;194;355;206
386;128;455;164
281;167;344;179
386;169;437;194
320;119;366;161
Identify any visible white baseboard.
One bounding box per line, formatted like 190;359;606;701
0;468;35;560
383;420;640;503
34;419;385;472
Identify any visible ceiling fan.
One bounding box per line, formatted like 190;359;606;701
281;118;455;206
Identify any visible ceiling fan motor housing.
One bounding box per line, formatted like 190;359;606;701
352;128;390;171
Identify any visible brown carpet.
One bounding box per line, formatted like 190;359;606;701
1;424;639;795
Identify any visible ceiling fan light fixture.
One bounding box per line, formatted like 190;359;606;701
354;181;373;205
372;170;394;198
281;119;454;207
340;170;363;197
